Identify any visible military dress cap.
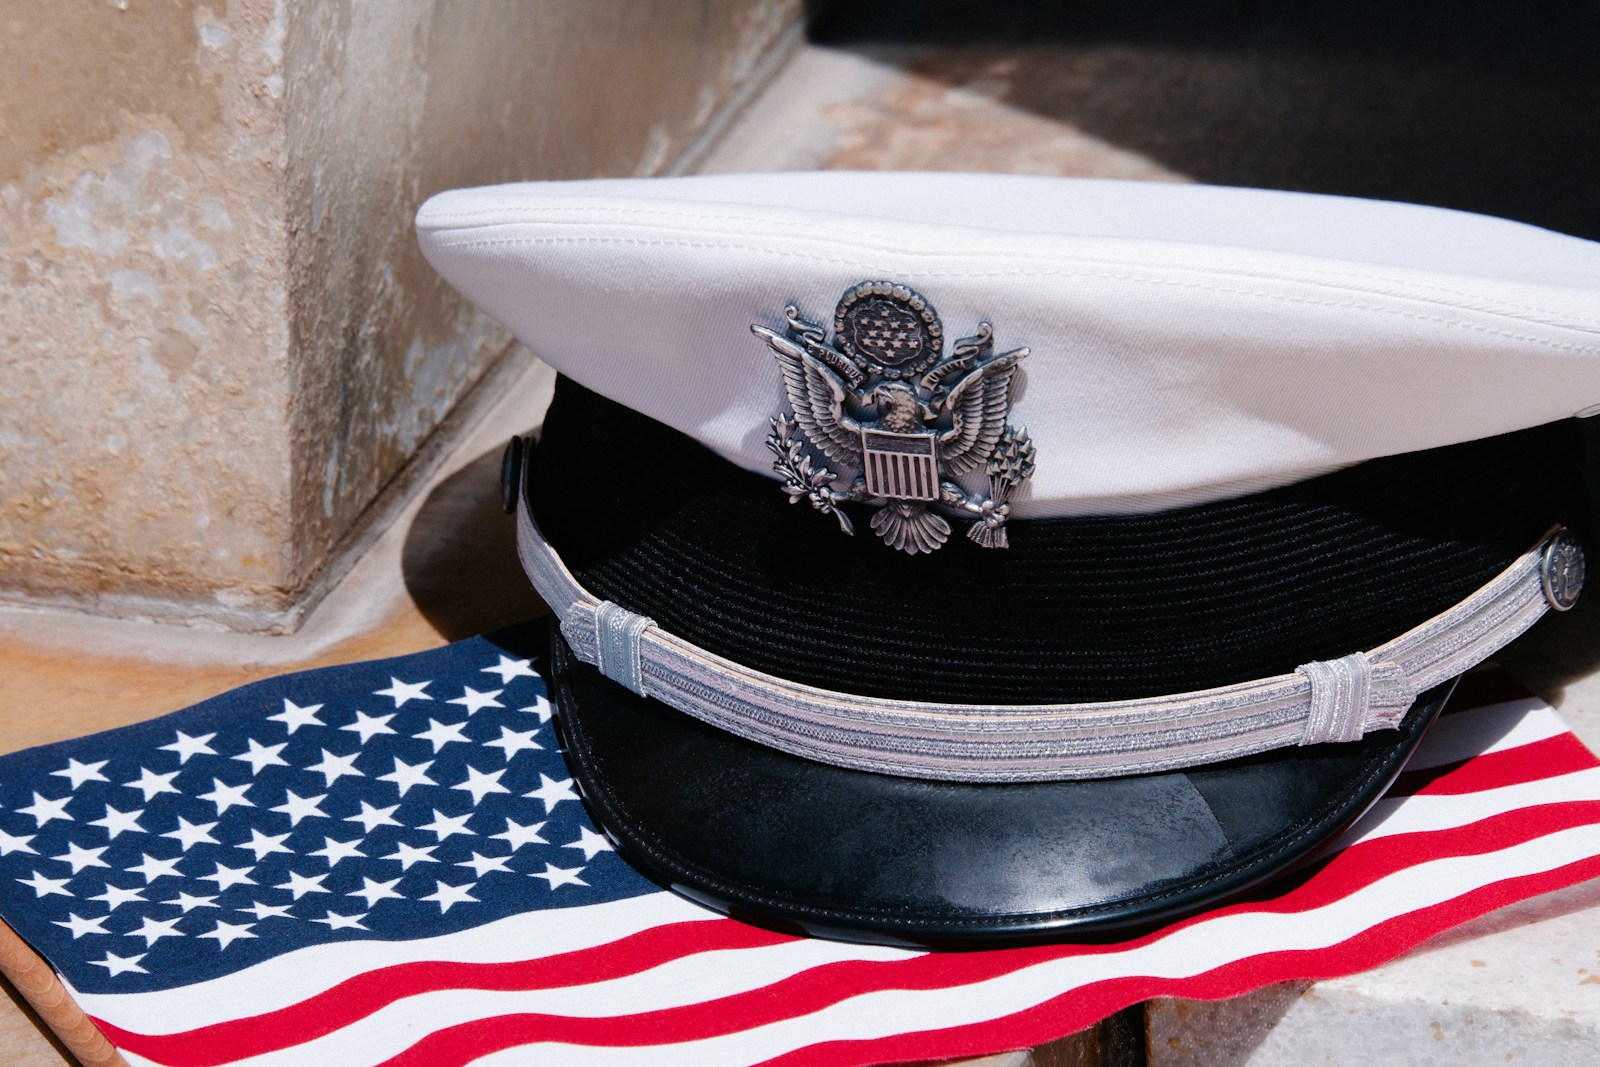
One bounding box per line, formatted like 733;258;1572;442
418;172;1600;946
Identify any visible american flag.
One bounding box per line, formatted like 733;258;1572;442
1;628;1599;1067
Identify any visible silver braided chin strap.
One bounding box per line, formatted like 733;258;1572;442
519;488;1578;782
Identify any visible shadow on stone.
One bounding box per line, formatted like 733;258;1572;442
810;0;1600;239
400;443;548;641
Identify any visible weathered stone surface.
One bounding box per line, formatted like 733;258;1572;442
0;0;801;630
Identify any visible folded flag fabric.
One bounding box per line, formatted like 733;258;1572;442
1;626;1598;1067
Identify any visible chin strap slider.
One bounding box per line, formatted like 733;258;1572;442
593;600;655;696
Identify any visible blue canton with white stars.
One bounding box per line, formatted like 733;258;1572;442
0;628;655;994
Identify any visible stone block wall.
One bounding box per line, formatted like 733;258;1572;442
0;0;801;630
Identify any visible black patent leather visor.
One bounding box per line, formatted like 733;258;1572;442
550;626;1452;946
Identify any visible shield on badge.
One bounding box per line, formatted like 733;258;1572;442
862;429;940;501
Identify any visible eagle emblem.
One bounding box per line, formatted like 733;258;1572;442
752;281;1036;554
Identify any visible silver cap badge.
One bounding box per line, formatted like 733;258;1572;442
753;281;1035;554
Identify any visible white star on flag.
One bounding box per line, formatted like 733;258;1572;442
419;879;478;913
341;711;397;743
54;842;110;874
53;913;110;939
127;916;185;947
196;778;255;815
197;863;256;891
17;792;74;826
51;758;110;789
490;817;548;850
0;829;36;856
526;774;579;813
520;695;554;723
312;911;369;931
413;719;471;754
374;677;432;707
124;769;181;803
268;699;326;734
88;805;145;839
243;901;294;921
239;829;294;862
377;758;436;796
165;891;220;913
304;749;364;787
308;837;366;867
199;920;256;949
481;656;537;685
277;871;330;900
233;739;290;776
384;842;438;870
564;826;615;862
448;687;505;715
530;863;588;889
162;817;220;852
348;877;404;908
18;871;71;898
345;801;402;833
159;731;218;763
417;810;475;842
271;791;329;826
89;951;147;976
127;854;183;883
88;885;145;909
453;767;510;805
457;852;512;877
483;726;542;760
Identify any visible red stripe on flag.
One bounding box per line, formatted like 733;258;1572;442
1391;733;1598;797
